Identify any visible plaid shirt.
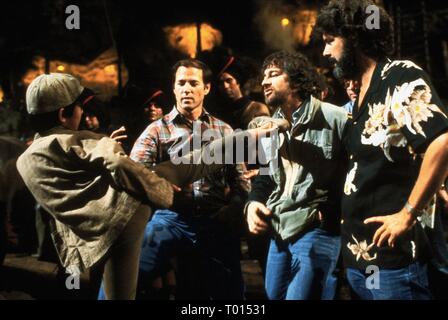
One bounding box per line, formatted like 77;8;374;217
130;106;249;216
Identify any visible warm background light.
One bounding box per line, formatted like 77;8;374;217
293;10;317;46
21;48;128;99
164;23;222;58
281;18;290;28
104;64;116;74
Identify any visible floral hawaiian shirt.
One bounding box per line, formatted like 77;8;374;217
341;59;448;269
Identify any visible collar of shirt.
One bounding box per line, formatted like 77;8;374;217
273;98;311;138
352;59;389;121
35;125;72;139
163;106;212;127
343;101;354;114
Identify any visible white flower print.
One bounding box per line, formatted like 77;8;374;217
347;234;377;262
411;241;416;259
381;60;422;79
361;79;446;162
344;162;358;195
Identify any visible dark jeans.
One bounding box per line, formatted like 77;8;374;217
98;209;244;300
346;262;431;300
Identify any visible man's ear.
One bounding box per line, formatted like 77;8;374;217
204;83;211;96
58;108;67;125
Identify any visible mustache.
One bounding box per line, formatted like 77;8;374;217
327;57;338;65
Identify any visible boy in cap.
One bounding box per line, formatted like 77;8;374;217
17;73;177;299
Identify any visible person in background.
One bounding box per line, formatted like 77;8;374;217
217;55;270;130
79;89;110;134
142;89;170;124
341;79;359;115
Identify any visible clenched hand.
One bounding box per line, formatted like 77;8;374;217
247;201;272;234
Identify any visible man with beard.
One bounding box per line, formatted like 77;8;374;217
315;0;448;299
245;51;348;299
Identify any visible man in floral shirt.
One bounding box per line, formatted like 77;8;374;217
315;0;448;299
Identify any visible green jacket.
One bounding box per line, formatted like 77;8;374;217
266;96;347;241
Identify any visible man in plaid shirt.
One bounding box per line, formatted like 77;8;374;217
130;58;249;299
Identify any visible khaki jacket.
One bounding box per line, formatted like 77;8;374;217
16;127;173;271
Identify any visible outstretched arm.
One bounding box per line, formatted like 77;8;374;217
153;127;275;186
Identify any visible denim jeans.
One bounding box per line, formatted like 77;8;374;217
98;209;244;300
265;227;341;300
138;209;196;277
346;262;431;300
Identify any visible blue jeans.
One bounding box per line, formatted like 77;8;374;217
346;262;431;300
138;209;196;277
99;209;244;300
265;227;341;300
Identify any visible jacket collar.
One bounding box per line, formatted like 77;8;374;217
273;95;321;128
35;126;74;140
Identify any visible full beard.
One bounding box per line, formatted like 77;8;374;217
332;43;361;80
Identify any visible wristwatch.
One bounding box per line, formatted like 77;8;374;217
404;201;425;218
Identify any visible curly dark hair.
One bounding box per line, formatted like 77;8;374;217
314;0;394;60
262;51;323;100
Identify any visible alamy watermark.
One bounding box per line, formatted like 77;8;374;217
65;5;80;30
365;265;380;290
65;4;380;31
365;5;380;30
65;265;80;290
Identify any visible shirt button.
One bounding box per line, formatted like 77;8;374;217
353;121;357;125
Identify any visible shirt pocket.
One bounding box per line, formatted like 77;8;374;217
309;129;335;162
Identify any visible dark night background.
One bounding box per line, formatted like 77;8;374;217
0;0;447;141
